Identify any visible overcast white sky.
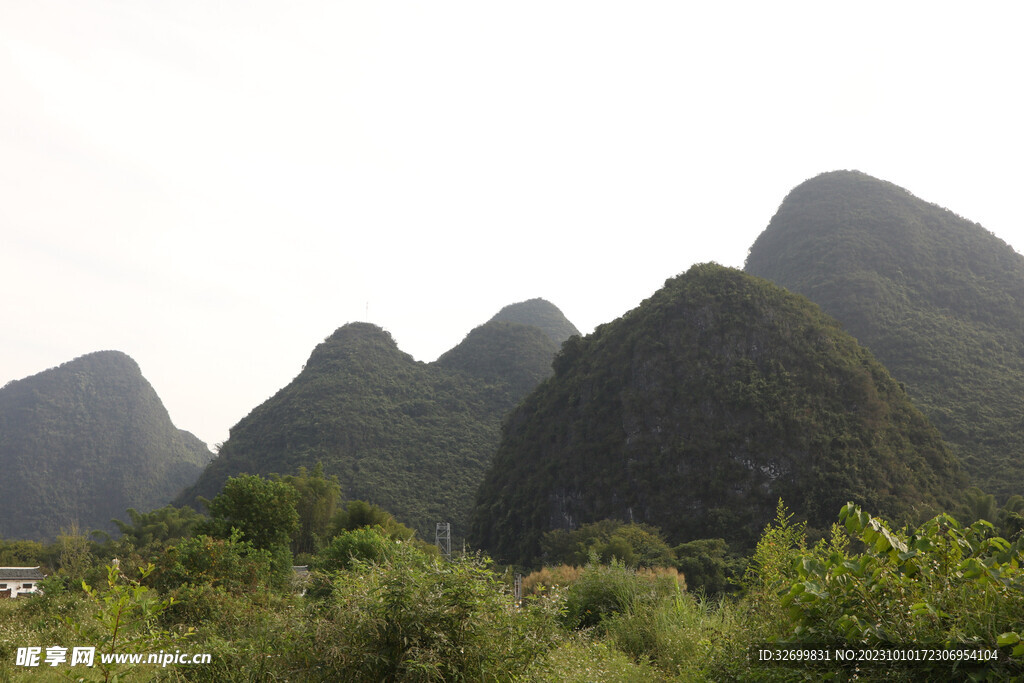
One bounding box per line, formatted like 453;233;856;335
3;1;1022;449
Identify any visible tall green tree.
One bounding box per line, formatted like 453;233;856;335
281;463;341;556
200;474;299;551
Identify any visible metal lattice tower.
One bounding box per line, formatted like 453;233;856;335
435;522;451;559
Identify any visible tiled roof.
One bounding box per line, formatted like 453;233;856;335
0;567;45;580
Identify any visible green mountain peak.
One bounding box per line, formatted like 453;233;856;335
487;298;581;345
0;350;213;540
746;170;1024;497
177;303;577;540
470;264;965;565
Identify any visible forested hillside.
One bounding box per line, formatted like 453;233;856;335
0;351;213;540
177;300;576;539
435;321;558;398
470;264;965;566
745;170;1024;498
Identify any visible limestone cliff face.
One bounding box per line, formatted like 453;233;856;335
470;264;964;565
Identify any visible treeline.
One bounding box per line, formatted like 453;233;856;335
1;468;1023;680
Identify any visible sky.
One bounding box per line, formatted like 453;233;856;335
2;1;1022;449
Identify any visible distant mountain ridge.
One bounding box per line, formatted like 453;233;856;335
469;264;965;565
177;299;577;540
0;351;213;540
745;170;1024;498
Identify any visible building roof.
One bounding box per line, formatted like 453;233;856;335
0;567;45;580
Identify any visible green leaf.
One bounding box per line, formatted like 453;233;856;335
996;632;1020;647
874;535;891;554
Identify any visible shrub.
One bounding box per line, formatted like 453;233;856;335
150;530;283;596
782;503;1024;679
674;537;745;595
65;563;189;682
542;520;675;568
521;565;583;597
311;543;561;680
525;638;659;682
311;525;402;572
561;557;680;631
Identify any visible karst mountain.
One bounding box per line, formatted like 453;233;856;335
745;170;1024;498
0;351;213;540
469;264;965;565
177;299;578;540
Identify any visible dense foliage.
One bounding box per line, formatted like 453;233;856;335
110;506;205;552
435;320;558;398
541;519;676;569
785;503;1024;653
198;474;299;551
5;498;1020;681
746;170;1024;498
0;351;213;540
470;263;965;566
178;298;577;541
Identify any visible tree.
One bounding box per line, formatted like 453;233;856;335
328;500;416;542
674;538;737;595
0;538;46;566
965;486;998;524
111;505;204;550
57;521;94;586
280;463;341;556
199;474;299;551
541;520;675;568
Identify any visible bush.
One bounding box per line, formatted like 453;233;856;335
740;499;807;636
63;563;189;682
310;543;561;680
521;565;583;598
782;503;1024;678
674;537;745;595
150;530;285;596
542;520;675;568
525;638;659;682
311;526;402;572
561;558;680;631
